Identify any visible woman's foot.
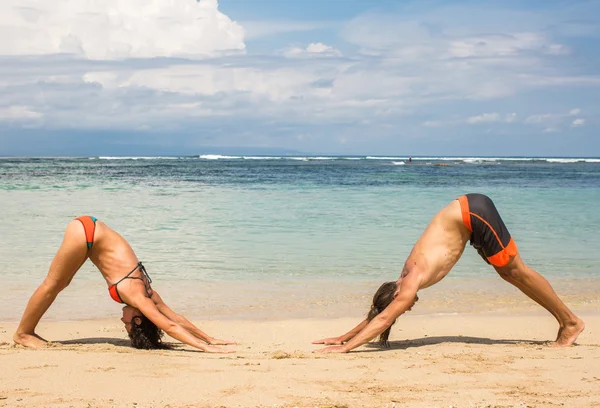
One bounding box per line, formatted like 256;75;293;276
13;332;48;348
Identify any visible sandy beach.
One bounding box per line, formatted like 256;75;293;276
1;313;598;408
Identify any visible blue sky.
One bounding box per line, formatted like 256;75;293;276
0;0;599;156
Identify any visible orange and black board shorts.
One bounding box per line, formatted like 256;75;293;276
457;194;518;267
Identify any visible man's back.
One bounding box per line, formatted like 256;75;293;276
403;199;471;289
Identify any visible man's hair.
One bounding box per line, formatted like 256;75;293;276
128;315;171;350
367;281;398;345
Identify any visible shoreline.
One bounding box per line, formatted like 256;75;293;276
2;275;599;323
2;308;599;325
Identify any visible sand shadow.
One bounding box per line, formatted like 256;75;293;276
360;335;548;352
58;337;131;347
57;338;200;353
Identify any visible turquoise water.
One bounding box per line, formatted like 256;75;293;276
1;156;599;320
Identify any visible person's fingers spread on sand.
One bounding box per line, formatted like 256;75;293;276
203;345;236;353
209;338;237;345
312;337;342;345
313;345;348;353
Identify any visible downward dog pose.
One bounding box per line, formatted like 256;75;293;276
313;194;584;352
14;216;235;352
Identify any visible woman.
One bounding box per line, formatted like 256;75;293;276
13;216;235;352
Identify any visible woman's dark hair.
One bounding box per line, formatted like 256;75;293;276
129;315;171;350
367;281;398;345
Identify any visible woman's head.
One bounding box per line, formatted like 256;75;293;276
121;306;170;350
367;281;419;345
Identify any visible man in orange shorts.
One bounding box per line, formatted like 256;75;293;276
314;194;585;352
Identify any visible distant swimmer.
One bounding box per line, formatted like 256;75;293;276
313;194;584;352
13;216;236;352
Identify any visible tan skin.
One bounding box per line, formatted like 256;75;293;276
314;199;585;353
13;219;235;353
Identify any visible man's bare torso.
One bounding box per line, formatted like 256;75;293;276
400;199;471;289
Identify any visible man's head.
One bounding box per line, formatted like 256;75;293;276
121;306;170;350
367;281;419;345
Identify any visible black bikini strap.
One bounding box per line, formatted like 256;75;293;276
138;262;152;284
113;262;144;286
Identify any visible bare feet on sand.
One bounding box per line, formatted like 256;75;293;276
13;332;49;348
553;318;585;347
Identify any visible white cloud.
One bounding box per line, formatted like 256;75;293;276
242;21;328;40
0;0;245;60
546;43;570;55
284;43;342;58
524;109;587;131
466;113;501;124
0;1;598;151
0;105;43;120
525;113;555;124
84;64;328;102
448;33;549;58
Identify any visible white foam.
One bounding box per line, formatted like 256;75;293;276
88;155;600;163
366;156;407;160
96;156;179;160
546;158;585;163
391;161;405;165
199;154;241;160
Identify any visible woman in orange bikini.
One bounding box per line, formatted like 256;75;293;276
13;216;235;352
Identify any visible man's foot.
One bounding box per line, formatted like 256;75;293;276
553;318;585;347
13;332;48;349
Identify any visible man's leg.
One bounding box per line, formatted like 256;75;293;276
494;254;584;346
13;220;89;348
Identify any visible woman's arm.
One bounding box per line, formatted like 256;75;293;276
312;319;369;345
150;291;236;345
129;294;234;353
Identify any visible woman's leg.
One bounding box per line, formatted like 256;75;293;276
13;220;90;348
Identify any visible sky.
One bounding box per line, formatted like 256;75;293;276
0;0;599;156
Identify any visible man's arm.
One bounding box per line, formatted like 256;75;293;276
316;274;420;353
312;319;369;345
150;291;235;345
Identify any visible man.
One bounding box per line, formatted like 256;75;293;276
313;194;584;353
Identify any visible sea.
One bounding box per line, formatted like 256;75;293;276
1;155;599;321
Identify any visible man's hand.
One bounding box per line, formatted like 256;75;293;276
314;345;348;354
312;337;344;345
208;338;237;345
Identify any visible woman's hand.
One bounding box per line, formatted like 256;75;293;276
202;345;236;353
208;338;237;345
311;336;343;345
